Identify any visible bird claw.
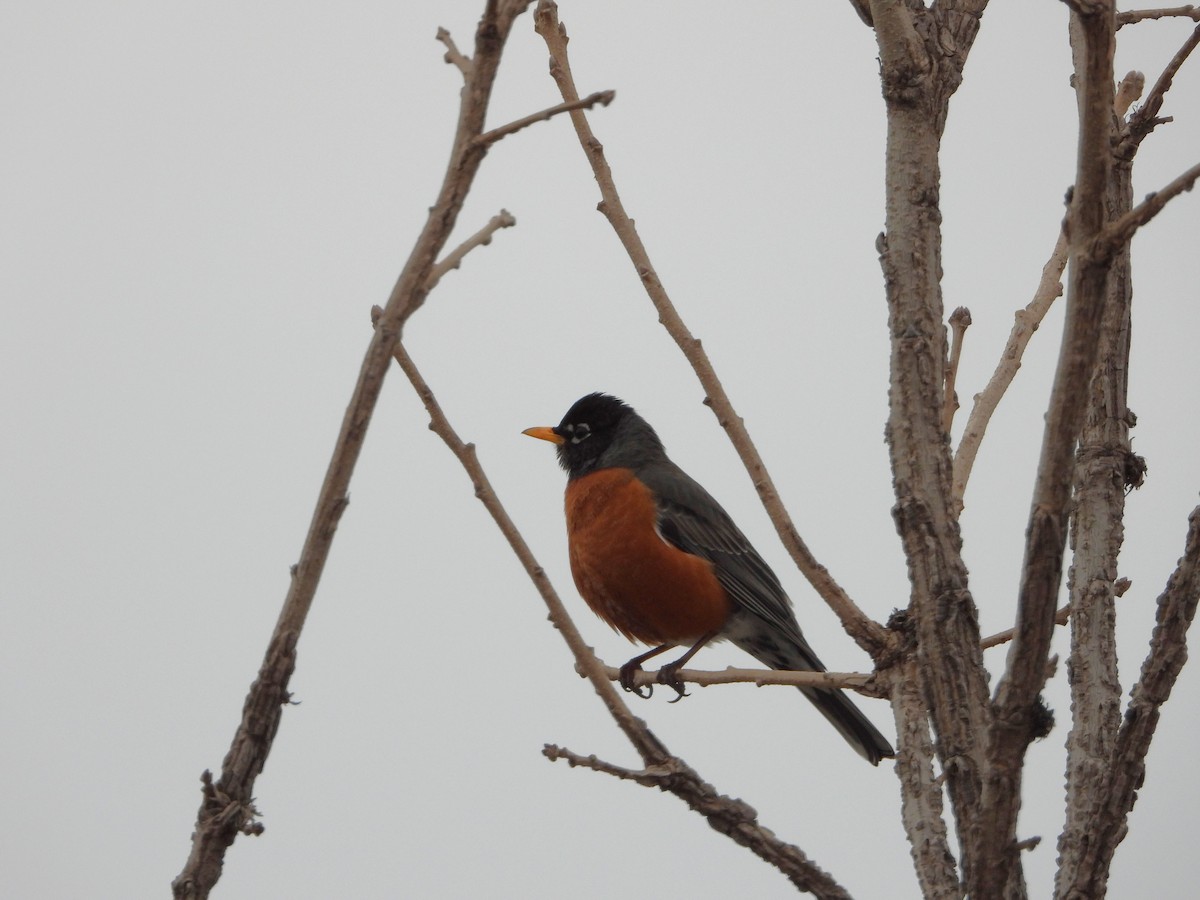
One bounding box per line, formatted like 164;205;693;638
657;664;690;703
619;661;653;699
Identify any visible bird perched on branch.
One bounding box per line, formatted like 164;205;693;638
524;393;895;765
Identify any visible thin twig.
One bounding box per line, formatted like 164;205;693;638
1088;160;1200;259
981;605;1070;650
1127;22;1200;144
1116;5;1200;27
426;209;516;290
545;743;856;900
476;90;615;146
542;744;670;786
597;665;878;693
953;228;1069;511
942;307;972;435
533;0;890;660
435;26;472;77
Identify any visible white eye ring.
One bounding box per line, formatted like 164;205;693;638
566;422;591;444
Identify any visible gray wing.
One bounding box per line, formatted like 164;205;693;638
637;460;895;764
636;460;825;669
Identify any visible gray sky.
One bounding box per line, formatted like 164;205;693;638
3;2;1199;898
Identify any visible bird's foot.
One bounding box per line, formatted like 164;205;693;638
618;660;653;699
656;662;690;703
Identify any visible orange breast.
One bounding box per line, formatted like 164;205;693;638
564;468;732;646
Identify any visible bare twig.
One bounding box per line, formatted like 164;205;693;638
1116;5;1200;27
170;7;533;898
543;744;669;786
546;745;856;900
1089;160;1200;257
533;0;891;660
1127;22;1200;144
390;335;856;897
953;228;1069;510
476;90;615;146
942;307;972;435
598;665;878;693
435;26;472;77
981;605;1071;650
426;209;517;290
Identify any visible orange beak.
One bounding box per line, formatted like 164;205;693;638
522;426;564;445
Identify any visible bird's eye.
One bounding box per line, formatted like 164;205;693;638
566;422;591;444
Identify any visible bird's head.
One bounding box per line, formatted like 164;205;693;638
523;392;665;479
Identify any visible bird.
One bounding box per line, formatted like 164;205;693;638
523;392;895;765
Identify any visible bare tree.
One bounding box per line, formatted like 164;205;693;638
173;2;1200;897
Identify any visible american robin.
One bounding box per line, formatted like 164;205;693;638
524;393;895;765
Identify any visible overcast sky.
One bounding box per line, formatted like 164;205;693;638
4;2;1199;898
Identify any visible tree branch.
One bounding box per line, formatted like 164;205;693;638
1055;132;1136;898
435;26;472;77
1064;506;1200;896
942;306;972;436
543;743;669;786
1127;22;1200;145
476;89;615;145
889;661;961;900
599;665;880;694
953;227;1069;510
870;0;995;890
426;209;517;290
544;744;856;899
170;6;533;897
1088;160;1200;257
981;605;1071;651
533;0;890;659
980;2;1117;891
1116;5;1200;28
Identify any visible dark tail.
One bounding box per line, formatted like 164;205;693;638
732;633;895;765
797;683;895;766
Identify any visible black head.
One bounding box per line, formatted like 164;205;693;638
523;393;666;479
